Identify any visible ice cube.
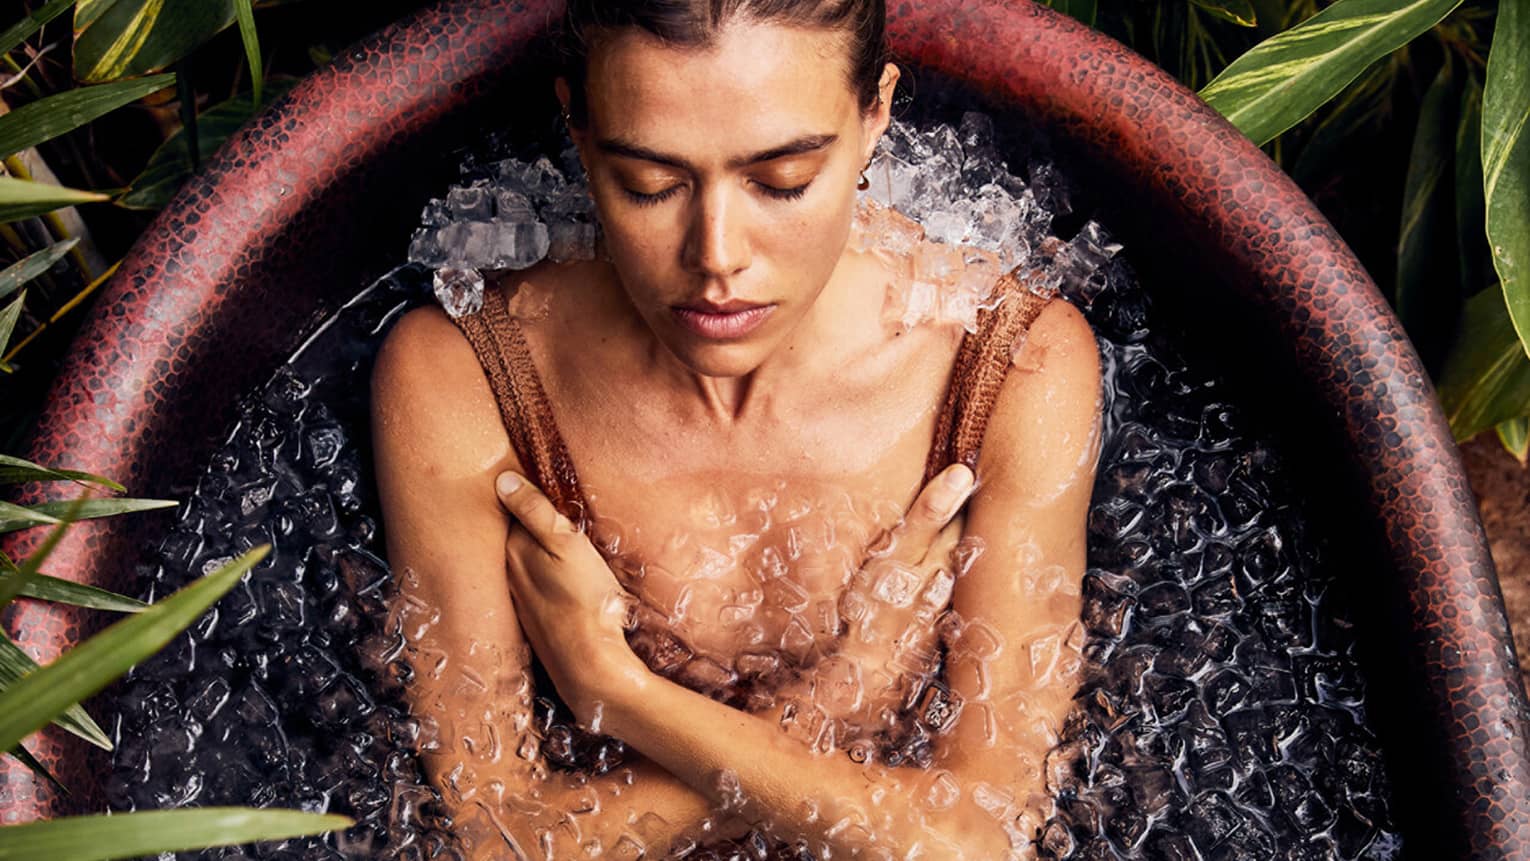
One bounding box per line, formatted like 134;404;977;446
432;266;484;318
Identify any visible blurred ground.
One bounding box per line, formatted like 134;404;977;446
1462;435;1530;690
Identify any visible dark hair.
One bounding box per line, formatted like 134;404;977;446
558;0;888;129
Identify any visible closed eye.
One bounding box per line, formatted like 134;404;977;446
757;181;811;201
622;179;812;206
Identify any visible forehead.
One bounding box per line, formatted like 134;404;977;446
584;20;857;154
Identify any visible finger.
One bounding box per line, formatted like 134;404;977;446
922;512;965;567
883;464;975;565
496;471;575;549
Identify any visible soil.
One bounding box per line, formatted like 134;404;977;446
1461;435;1530;689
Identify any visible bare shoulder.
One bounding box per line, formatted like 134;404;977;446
371;304;519;480
977;297;1104;498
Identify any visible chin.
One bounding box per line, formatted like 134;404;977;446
670;340;770;379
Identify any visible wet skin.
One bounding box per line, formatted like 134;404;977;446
371;18;1104;860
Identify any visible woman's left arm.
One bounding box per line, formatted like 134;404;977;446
500;298;1103;858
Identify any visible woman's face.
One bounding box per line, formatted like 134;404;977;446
559;20;897;378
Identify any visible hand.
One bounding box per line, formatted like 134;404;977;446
757;465;979;737
840;463;977;658
495;471;643;728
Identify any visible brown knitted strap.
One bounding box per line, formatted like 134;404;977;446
923;275;1054;484
449;288;589;525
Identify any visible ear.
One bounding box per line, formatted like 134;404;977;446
554;76;590;157
862;63;901;162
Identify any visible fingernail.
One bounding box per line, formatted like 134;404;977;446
944;465;975;495
496;472;522;496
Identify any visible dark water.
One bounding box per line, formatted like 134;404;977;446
106;107;1401;859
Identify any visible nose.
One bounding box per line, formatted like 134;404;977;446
681;185;751;278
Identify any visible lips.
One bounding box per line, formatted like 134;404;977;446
672;301;775;339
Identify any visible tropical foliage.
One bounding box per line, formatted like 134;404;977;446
0;266;349;853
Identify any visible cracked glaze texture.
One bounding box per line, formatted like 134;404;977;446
3;0;1527;856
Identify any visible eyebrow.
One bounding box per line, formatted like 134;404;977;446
594;133;839;171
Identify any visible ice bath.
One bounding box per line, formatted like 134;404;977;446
3;0;1528;858
94;108;1404;858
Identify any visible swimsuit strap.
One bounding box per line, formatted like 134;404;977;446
449;286;590;525
923;274;1054;485
452;275;1051;520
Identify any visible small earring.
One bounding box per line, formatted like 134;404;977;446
857;156;873;191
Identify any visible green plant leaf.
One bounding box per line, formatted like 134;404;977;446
0;74;175;160
18;576;147;612
0;499;60;534
1395;63;1460;366
1191;0;1259;28
0;637;112;751
74;0;239;83
0;497;177;534
4;742;68;798
118;80;296;210
1499;416;1530;464
0;291;22;357
0;459;118;490
0;454;125;491
1456;73;1489;299
233;0;261;109
1199;0;1463;146
1482;0;1530;358
0;239;79;304
0;501;81;611
0;807;351;860
1;550;146;612
0;177;110;224
1048;0;1099;28
0;0;77;58
1439;285;1530;440
0;546;268;754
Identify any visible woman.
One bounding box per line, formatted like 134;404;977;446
371;0;1103;856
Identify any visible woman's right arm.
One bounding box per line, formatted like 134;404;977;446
371;307;734;858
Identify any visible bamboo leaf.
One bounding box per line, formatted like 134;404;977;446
119;80;296;210
0;498;83;610
0;291;22;356
233;0;261;109
1482;0;1530;358
0;497;177;534
4;742;68;798
0;549;147;612
0;807;351;860
18;576;147;612
1191;0;1260;28
0;177;109;224
0;239;79;304
0;637;112;751
1499;416;1530;464
1395;63;1460;368
1439;285;1530;440
0;454;125;491
0;499;60;534
0;0;76;58
0;74;175;160
75;0;118;32
0;546;268;754
1199;0;1463;146
74;0;239;83
1456;74;1489;298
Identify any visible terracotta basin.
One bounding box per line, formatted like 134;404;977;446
3;0;1528;856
